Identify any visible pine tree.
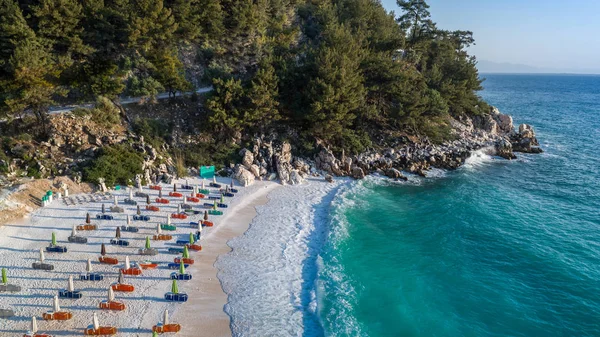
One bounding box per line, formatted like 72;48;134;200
3;38;62;133
304;22;366;152
149;48;191;97
0;0;35;73
130;0;177;52
33;0;92;59
206;77;246;141
245;58;280;133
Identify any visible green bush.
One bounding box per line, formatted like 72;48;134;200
83;145;144;186
90;97;121;127
132;118;172;148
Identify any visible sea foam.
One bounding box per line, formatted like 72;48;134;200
216;177;349;336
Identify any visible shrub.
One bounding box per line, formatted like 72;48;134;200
83;145;144;186
90;97;121;127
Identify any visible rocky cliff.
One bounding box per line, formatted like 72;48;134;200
233;106;542;184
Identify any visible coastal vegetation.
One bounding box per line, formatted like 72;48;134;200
0;0;488;181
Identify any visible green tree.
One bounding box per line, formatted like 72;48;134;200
396;0;435;44
149;48;190;97
130;0;177;52
33;0;92;59
2;39;62;133
0;0;35;73
206;77;246;142
245;59;280;133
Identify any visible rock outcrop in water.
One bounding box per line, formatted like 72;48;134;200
233;106;542;183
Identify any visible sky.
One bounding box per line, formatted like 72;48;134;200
380;0;600;73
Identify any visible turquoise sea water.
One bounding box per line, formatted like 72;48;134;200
317;75;600;336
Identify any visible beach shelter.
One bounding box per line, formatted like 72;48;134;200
200;166;215;178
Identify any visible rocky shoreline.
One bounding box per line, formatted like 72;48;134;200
1;105;541;190
232;106;542;184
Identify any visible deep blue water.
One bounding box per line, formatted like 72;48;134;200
317;74;600;336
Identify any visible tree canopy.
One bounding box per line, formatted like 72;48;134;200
0;0;487;152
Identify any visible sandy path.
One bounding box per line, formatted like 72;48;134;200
171;181;279;336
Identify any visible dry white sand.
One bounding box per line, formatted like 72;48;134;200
0;177;279;336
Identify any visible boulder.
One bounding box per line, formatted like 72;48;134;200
290;170;304;185
249;164;261;178
240;149;254;169
495;137;516;159
234;165;255;186
385;168;407;181
351;166;365;179
325;174;334;183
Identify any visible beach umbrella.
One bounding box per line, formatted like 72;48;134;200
204;211;208;221
167;215;171;225
213;201;217;210
185;180;189;187
86;213;91;224
71;225;77;237
124;256;131;270
39;248;45;263
68;276;74;292
53;295;61;312
129;188;133;200
145;237;151;250
213;176;217;184
159;190;163;198
108;287;115;302
231;178;234;188
156;223;162;235
51;232;57;246
201;179;205;189
171;279;179;294
101;243;106;256
220;194;225;203
146;195;151;205
93;312;100;331
1;268;6;285
102;204;106;213
127;215;131;225
31;316;38;334
181;195;185;204
153;331;159;337
189;233;195;245
190;188;194;197
182;246;189;259
163;309;170;325
177;204;181;214
118;271;124;284
86;259;93;273
114;196;118;206
179;260;186;275
115;227;121;239
137;205;141;215
226;185;229;193
173;183;177;192
197;222;202;232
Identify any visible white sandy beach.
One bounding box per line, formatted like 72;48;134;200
0;176;279;336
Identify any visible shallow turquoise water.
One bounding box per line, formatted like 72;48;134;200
317;75;600;337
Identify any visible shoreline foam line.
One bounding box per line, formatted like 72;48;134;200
216;177;349;336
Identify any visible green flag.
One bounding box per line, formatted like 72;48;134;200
171;279;178;294
213;200;217;210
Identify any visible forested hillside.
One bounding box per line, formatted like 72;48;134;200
0;0;487;173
